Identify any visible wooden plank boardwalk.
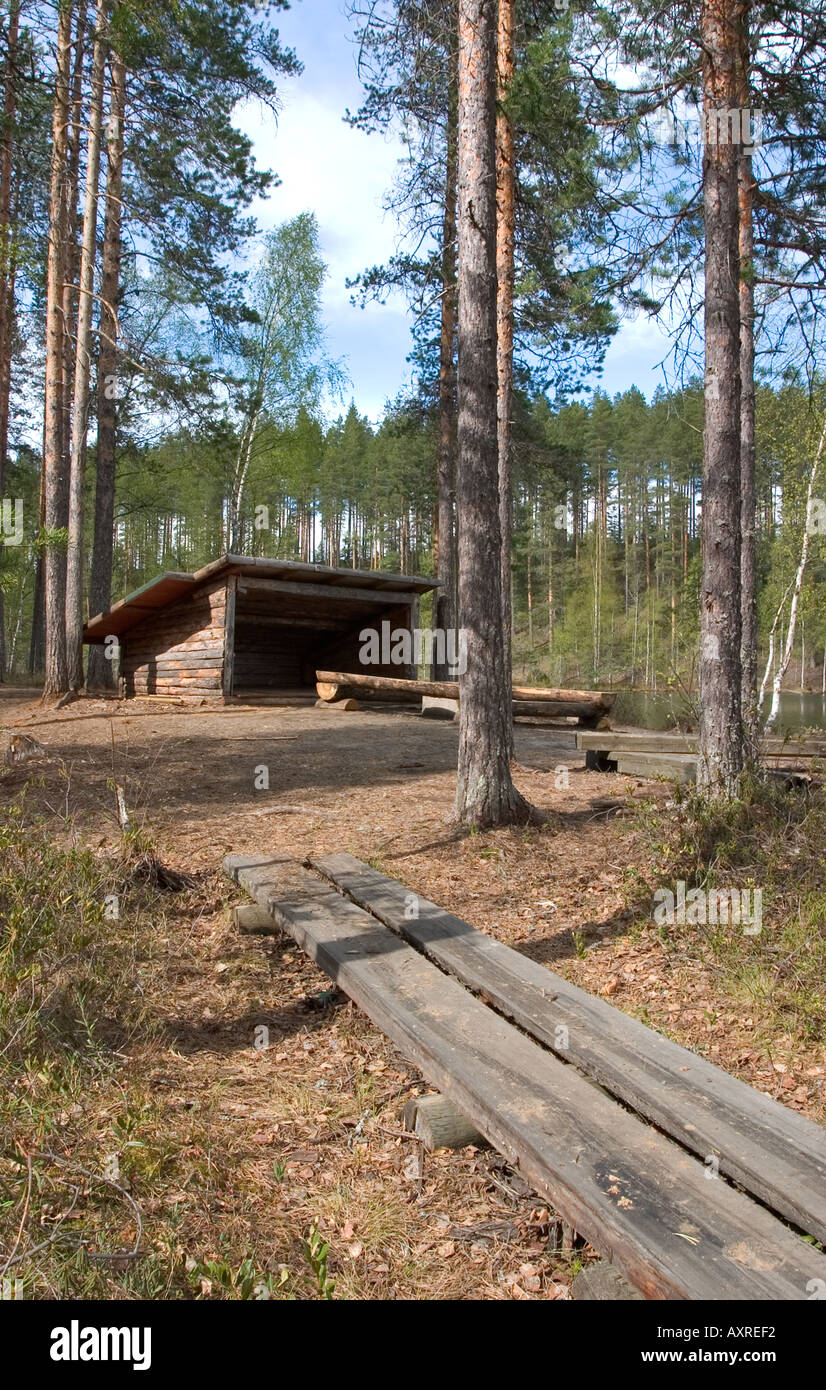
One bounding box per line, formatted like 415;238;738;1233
225;852;826;1301
310;852;826;1245
575;730;825;782
577;730;826;757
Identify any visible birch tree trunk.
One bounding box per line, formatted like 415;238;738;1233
43;0;75;698
454;0;536;827
86;48;125;691
66;0;108;688
764;416;826;730
697;0;744;796
495;0;515;697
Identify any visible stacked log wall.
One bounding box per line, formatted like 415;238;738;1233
119;579;226;697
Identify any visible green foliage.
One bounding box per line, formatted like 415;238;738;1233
636;778;826;1038
303;1222;337;1300
0;803;157;1077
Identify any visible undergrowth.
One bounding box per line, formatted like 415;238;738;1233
632;772;826;1040
0;797;299;1299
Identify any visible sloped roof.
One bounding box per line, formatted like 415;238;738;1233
83;553;437;642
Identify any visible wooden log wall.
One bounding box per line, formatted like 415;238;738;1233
120;580;226;697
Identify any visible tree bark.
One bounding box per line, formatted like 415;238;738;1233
86;49;125;692
433;90;458;679
737;2;758;753
43;0;74;698
454;0;536;827
496;0;515;696
764;416;826;730
697;0;743;797
0;0;21;680
66;0;108;688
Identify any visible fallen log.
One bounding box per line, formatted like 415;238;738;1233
316;670;614;712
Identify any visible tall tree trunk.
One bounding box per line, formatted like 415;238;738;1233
764;416;826;730
697;0;743;796
433;92;458;678
737;3;758;753
66;0;108;688
454;0;535;828
28;465;46;673
85;48;124;692
496;0;515;691
43;0;75;699
60;0;87;530
0;0;21;680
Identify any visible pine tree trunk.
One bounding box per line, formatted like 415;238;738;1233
66;0;108;688
697;0;744;796
496;0;515;694
433;91;458;678
454;0;536;828
86;48;124;692
43;0;74;699
0;0;21;680
737;4;758;752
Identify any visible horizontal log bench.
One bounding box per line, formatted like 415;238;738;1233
225;851;826;1300
315;671;615;726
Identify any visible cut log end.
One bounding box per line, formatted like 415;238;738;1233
403;1093;486;1151
234;903;281;935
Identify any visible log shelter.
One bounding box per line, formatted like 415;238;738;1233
83;554;437;700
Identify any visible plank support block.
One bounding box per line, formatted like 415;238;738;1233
421;696;459;719
571;1262;645;1301
403;1093;486;1151
233;903;281;935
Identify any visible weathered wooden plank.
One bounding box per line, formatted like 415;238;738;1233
128;656;224;671
223;575;236;698
310;852;826;1246
572;1263;645;1301
225;853;826;1300
512;699;603;718
128;679;221;692
613;752;697;783
125;630;225;647
238;577;419;607
577;730;826;759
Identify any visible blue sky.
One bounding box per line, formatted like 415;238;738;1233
238;0;678;420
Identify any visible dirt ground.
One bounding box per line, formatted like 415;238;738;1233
2;687;825;1299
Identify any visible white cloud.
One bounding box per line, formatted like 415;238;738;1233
237;78;416;419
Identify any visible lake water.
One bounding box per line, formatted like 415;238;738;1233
613;689;826;733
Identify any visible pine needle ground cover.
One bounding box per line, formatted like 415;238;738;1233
1;695;824;1298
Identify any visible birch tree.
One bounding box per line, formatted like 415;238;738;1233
763;414;826;731
226;215;340;551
